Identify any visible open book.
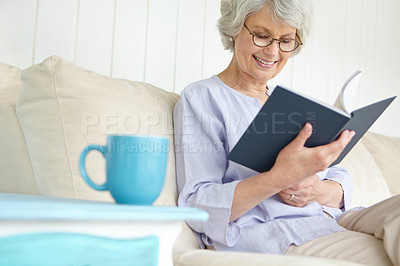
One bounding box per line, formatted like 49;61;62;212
228;71;396;173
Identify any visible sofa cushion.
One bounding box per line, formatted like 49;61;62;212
339;140;391;208
16;56;179;205
362;132;400;196
0;62;37;195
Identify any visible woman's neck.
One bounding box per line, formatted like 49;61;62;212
218;59;269;105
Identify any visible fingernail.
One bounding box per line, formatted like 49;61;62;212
306;123;311;132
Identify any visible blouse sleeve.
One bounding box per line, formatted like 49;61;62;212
324;165;354;212
173;90;241;247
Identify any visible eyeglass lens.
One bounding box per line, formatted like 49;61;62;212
253;35;298;52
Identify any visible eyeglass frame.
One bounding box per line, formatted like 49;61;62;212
243;23;303;52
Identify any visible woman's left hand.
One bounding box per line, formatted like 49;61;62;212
278;175;343;208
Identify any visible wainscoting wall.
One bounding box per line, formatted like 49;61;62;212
1;0;399;136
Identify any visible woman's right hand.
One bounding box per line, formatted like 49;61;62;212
229;123;354;222
270;123;355;189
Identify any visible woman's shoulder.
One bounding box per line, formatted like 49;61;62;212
180;75;225;100
176;76;231;118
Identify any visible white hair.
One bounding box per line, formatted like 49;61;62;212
218;0;312;56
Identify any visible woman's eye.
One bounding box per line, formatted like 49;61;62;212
256;34;271;40
280;39;291;44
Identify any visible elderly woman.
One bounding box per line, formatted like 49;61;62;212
173;0;400;265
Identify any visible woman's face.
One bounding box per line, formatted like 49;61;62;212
233;6;297;85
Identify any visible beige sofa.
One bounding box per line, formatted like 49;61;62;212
1;56;399;266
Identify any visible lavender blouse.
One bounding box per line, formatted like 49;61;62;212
173;75;354;254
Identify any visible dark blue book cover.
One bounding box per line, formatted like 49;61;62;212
228;83;396;173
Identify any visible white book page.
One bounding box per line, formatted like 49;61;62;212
340;71;363;114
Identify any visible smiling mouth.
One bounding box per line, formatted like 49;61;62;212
253;55;276;66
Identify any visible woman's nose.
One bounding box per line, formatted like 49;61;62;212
263;40;280;55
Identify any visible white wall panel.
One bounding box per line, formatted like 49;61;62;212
344;0;362;76
144;0;178;92
369;0;400;136
0;0;399;136
0;0;37;68
75;0;115;76
34;0;78;64
309;0;331;102
112;0;148;81
393;0;400;106
290;28;313;96
343;0;363;110
202;0;231;79
326;0;349;105
358;0;377;108
174;0;206;94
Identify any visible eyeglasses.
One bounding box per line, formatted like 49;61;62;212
243;24;303;52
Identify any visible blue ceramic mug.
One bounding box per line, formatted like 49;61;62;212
79;135;169;205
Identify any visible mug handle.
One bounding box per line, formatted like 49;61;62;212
79;144;108;191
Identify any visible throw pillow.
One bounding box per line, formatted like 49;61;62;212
339;140;391;207
362;132;400;196
0;61;37;195
16;56;179;205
